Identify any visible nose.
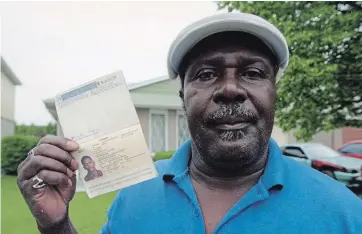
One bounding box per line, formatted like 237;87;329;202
212;69;247;104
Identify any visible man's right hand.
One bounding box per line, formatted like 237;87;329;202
17;135;79;231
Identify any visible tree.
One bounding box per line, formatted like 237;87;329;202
15;123;57;136
217;1;362;141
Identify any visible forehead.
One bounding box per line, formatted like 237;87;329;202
83;158;92;163
191;47;275;68
180;32;278;72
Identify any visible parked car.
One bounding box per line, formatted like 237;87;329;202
337;140;362;160
280;143;362;188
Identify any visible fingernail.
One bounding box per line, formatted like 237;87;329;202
71;159;78;170
67;140;78;150
68;178;73;187
67;168;74;178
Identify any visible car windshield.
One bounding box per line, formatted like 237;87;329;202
303;144;341;158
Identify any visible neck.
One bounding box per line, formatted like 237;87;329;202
189;144;268;190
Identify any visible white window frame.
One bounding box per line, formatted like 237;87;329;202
148;109;169;153
176;110;190;147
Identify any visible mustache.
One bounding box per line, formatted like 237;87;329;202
206;103;258;123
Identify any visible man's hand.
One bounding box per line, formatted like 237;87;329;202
17;135;79;231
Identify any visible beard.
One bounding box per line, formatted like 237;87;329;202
187;102;272;174
219;129;246;141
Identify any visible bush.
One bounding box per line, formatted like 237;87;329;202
153;151;175;162
1;135;39;175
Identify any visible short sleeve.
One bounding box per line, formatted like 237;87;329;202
99;192;122;234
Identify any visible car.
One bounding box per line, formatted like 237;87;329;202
280;143;362;188
337;140;362;160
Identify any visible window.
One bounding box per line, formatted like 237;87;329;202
340;143;362;154
177;111;190;147
283;147;305;158
149;110;167;152
303;144;340;158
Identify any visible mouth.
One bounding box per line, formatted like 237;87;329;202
215;122;250;131
211;117;253;131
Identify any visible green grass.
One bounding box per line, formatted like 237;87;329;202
153;151;175;161
1;176;117;234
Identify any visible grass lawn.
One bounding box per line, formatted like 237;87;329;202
1;176;117;234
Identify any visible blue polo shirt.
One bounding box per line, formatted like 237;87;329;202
100;139;362;234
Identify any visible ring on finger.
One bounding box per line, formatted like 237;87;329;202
32;175;46;189
28;148;35;157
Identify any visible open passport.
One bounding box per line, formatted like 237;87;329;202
55;71;158;198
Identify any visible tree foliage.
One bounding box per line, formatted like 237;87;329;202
1;135;39;175
15;123;56;136
218;1;362;141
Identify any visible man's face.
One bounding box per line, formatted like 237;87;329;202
83;158;95;171
182;34;277;171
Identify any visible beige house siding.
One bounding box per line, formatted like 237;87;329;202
1;71;17;137
1;72;16;120
136;108;149;147
1;117;16;137
1;58;21;138
168;110;177;150
131;79;181;95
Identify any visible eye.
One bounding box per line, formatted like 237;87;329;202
196;68;219;81
240;69;264;80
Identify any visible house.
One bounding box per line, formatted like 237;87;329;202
44;75;360;151
1;57;21;138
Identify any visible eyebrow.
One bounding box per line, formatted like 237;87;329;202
187;55;274;75
237;55;274;68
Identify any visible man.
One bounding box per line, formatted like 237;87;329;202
17;13;362;234
80;156;103;182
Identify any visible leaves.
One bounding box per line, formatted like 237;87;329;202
1;135;39;174
15;123;57;136
218;1;362;141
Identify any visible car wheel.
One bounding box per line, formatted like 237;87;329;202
321;170;336;179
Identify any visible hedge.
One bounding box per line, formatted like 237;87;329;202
1;135;39;175
153;151;175;162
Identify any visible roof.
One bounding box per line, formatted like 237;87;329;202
127;75;169;90
1;57;22;85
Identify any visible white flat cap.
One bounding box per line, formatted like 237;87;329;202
167;12;289;81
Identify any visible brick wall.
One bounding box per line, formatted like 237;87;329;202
342;127;362;144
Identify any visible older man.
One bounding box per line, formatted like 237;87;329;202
17;13;361;234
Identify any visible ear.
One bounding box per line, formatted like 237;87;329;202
179;90;184;99
179;90;187;111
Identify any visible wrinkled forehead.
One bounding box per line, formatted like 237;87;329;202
180;32;278;73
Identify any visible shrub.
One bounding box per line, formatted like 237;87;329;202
1;135;40;175
153;151;175;162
